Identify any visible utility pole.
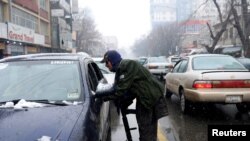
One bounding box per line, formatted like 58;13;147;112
8;0;12;22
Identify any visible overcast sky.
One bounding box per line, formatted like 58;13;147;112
78;0;151;48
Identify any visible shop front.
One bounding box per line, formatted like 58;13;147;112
6;23;48;56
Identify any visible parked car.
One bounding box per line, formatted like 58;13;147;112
0;53;111;141
165;54;250;114
214;45;242;57
93;57;115;84
237;57;250;71
144;56;173;80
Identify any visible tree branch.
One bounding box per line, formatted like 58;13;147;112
213;0;223;23
207;23;215;40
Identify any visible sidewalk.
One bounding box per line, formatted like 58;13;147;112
110;100;175;141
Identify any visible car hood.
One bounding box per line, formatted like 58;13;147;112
0;105;84;141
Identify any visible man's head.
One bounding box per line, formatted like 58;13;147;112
101;50;122;72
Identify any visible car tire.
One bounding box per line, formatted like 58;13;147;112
165;88;172;98
180;89;191;114
236;103;250;113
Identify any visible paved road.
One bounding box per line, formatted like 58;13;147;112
110;100;174;141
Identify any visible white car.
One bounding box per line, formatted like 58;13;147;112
165;54;250;114
144;56;173;80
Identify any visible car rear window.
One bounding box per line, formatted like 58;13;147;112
192;56;246;70
149;56;168;63
0;60;82;102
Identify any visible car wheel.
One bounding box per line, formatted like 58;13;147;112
236;103;250;113
180;89;191;114
165;88;172;98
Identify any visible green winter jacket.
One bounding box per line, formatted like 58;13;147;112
114;59;164;110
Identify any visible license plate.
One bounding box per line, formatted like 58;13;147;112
225;96;242;103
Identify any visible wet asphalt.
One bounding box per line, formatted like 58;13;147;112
110;99;174;141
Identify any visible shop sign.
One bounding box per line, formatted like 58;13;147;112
51;9;64;17
0;23;7;39
34;33;45;45
7;23;35;43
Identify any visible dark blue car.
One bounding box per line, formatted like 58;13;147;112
0;53;111;141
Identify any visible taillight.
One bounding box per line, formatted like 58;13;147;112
148;65;158;69
212;80;250;88
166;65;173;68
193;80;250;89
193;81;212;88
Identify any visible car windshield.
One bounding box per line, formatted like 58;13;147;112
192;56;246;70
0;60;82;102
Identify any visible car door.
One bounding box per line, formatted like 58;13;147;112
174;60;188;95
87;62;110;141
167;61;181;94
168;60;188;95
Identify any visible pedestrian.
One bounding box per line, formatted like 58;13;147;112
100;50;168;141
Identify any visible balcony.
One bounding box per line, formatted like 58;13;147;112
13;0;38;14
40;8;48;20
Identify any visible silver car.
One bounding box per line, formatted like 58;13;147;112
165;54;250;114
144;56;173;80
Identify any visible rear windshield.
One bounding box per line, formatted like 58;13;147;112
148;56;168;63
0;60;82;102
192;56;246;70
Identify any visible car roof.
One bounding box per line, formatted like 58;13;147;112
185;54;230;59
0;53;92;62
92;57;103;62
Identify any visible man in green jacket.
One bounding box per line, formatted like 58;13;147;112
101;50;168;141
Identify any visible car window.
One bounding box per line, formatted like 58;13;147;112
172;61;182;73
177;60;188;73
94;60;112;74
88;63;99;91
0;60;82;102
192;56;246;70
138;58;147;65
237;58;250;70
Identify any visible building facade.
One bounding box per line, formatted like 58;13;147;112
50;0;73;52
150;0;177;29
176;0;192;22
0;0;52;58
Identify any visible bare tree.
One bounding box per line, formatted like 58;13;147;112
231;0;250;57
203;0;233;53
73;8;104;55
132;23;180;57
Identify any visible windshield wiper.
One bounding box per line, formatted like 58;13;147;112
27;99;69;106
0;99;68;106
